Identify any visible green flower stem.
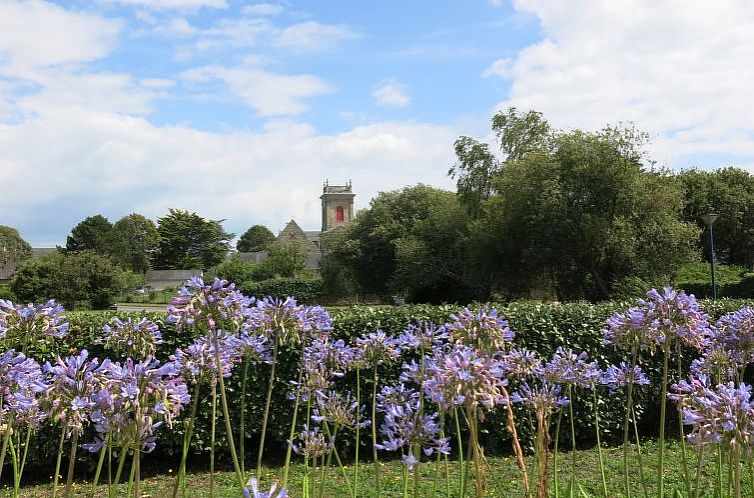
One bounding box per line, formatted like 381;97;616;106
402;453;409;498
126;448;136;498
630;404;650;498
622;349;638;498
14;425;31;495
0;422;13;485
283;364;305;487
319;423;340;498
553;407;563;498
567;384;577;496
134;446;142;498
733;440;741;498
210;380;217;498
353;368;361;496
257;341;279;481
657;344;670;498
9;433;18;498
63;433;78;498
239;359;249;474
303;397;313;498
172;387;200;498
371;366;381;497
90;433;111;497
676;352;691;497
112;444;129;498
591;389;608;498
718;443;723;498
748;446;754;498
453;408;466;498
693;443;705;498
210;331;245;490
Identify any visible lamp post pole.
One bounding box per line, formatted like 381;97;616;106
702;214;719;301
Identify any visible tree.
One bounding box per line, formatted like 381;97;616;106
323;185;474;303
208;254;258;285
152;209;233;270
251;245;306;281
11;250;127;309
111;213;160;273
237;225;276;252
677;167;754;269
469;123;699;301
66;215;114;254
0;226;32;267
449;107;551;214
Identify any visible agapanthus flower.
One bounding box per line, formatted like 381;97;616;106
235;330;273;364
601;363;651;392
311;390;367;429
690;348;737;382
542;347;601;388
500;348;542;381
293;337;355;400
670;377;754;445
711;308;754;366
43;350;101;437
445;305;514;352
93;357;189;452
422;344;507;410
510;381;570;414
375;401;450;469
244;477;288;498
0;299;69;346
0;350;47;427
246;297;331;347
353;330;402;368
397;322;449;352
603;287;711;352
103;317;163;358
376;384;420;412
169;332;240;385
288;424;329;461
168;277;252;332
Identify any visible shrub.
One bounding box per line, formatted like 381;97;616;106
238;277;324;304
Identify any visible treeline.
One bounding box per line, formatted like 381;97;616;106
320;109;754;304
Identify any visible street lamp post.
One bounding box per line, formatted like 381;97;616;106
702;213;720;301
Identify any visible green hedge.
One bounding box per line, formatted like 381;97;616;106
238;277;323;304
16;298;754;475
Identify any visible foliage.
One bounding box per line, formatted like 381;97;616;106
208;253;259;284
111;213;160;273
467;121;700;301
152;209;233;270
677;167;754;269
250;244;307;281
238;277;323;303
237;224;276;253
10;251;128;309
65;214;115;254
0;225;32;267
323;184;474;303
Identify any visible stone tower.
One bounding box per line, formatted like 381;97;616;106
320;180;355;232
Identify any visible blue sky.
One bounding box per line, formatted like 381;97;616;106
2;0;753;246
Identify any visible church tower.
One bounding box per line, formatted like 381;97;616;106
320;180;355;232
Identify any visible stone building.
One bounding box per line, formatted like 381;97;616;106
239;181;355;269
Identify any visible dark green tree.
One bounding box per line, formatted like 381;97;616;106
251;245;306;281
11;251;127;309
677;167;754;269
237;225;276;252
152;209;233;270
469;124;699;301
66;215;115;254
208;253;258;285
111;213;160;273
324;184;473;303
0;226;32;268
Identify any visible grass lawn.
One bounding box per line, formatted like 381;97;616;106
13;441;745;497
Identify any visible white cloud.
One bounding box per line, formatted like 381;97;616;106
243;3;286;16
181;64;332;116
275;21;359;52
483;58;512;79
0;0;120;76
496;0;754;165
0;111;457;246
372;79;410;108
106;0;228;10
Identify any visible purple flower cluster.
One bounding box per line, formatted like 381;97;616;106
0;299;69;345
288;424;329;461
247;296;332;347
168;277;252;332
510;381;570;414
710;307;754;368
0;350;47;427
244;477;288;498
311;390;366;429
422;345;507;410
603;287;711;352
103;317;163;358
446;306;514;352
542;347;601;388
601;362;650;392
354;330;402;368
169;332;240;386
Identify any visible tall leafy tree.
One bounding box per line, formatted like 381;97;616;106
677;167;754;269
237;225;276;252
112;213;160;273
153;209;233;270
66;215;115;254
469;124;699;301
0;226;32;267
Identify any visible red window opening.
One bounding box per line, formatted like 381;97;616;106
336;205;344;222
